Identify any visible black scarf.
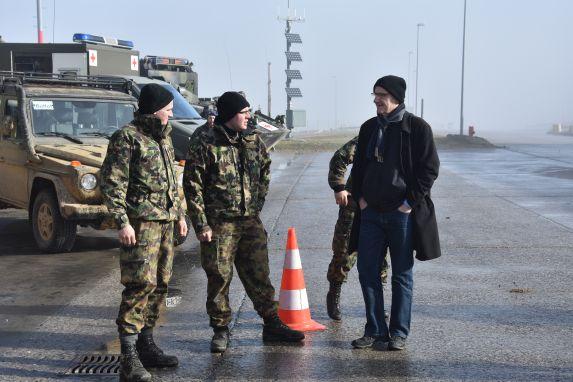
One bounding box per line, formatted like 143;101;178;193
367;103;406;160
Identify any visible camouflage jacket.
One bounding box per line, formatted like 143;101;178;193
183;123;271;234
101;115;185;228
190;122;212;142
328;136;358;193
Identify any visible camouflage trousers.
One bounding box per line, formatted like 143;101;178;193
200;216;277;329
327;198;389;284
116;220;174;335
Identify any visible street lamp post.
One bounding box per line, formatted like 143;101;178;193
459;0;467;135
408;50;413;109
415;23;424;115
332;76;338;129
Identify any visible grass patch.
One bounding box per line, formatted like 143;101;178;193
274;129;495;153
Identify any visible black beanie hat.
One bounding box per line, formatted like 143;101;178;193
138;84;174;115
215;91;250;124
373;75;406;104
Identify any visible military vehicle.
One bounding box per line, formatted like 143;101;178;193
0;72;190;253
0;33;139;76
249;110;289;149
140;55;198;104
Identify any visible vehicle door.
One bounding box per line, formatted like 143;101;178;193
0;97;30;207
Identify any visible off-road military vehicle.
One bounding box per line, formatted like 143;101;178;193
0;72;189;253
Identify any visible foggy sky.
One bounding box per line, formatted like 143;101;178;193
2;0;573;138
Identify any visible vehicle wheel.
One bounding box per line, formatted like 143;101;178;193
31;189;77;253
173;215;192;247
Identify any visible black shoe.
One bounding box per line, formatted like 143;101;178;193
372;335;391;351
388;336;407;351
262;317;305;342
120;342;152;382
136;333;179;368
210;327;230;353
351;335;376;349
326;282;342;320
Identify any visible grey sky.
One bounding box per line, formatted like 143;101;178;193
2;0;572;137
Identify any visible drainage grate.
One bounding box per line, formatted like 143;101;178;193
64;354;120;375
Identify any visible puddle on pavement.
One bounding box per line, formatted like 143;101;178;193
536;166;573;180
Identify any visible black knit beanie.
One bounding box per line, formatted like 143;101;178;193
215;91;250;124
373;75;406;104
138;84;174;115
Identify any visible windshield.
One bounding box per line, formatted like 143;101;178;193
136;83;201;120
30;99;135;137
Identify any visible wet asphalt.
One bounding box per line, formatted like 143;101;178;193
0;143;572;381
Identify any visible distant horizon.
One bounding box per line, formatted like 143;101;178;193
292;121;573;146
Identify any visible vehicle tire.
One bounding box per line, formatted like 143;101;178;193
31;189;77;253
173;215;192;247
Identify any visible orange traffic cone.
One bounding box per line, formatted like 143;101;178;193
278;227;326;332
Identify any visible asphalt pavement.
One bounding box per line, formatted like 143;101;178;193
0;144;572;381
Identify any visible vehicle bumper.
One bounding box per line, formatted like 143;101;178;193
60;202;116;226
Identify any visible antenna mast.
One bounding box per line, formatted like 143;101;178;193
278;1;304;130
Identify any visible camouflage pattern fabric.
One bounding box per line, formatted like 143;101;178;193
183;124;271;234
116;220;174;334
183;122;276;328
201;217;277;329
327;199;389;284
101;114;184;229
189;122;211;142
327;198;358;283
328;136;358;192
327;136;389;284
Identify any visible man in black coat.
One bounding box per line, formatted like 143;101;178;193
349;75;440;351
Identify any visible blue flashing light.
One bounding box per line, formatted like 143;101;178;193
73;33;134;49
73;33;105;44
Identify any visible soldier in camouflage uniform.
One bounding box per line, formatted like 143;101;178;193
327;136;389;321
101;84;187;382
183;91;304;353
191;109;217;141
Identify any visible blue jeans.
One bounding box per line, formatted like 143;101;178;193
357;207;414;339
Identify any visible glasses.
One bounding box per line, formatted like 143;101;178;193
238;109;251;115
371;92;391;99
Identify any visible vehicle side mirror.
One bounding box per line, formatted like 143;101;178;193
1;115;16;138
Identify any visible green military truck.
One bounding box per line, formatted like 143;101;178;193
0;72;189;253
140;55;199;104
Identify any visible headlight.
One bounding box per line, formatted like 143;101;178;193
80;174;98;190
177;173;184;187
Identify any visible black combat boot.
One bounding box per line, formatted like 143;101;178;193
326;282;342;320
262;316;305;342
120;337;152;382
136;331;179;368
210;326;230;353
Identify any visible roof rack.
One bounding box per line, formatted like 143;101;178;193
0;71;133;94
